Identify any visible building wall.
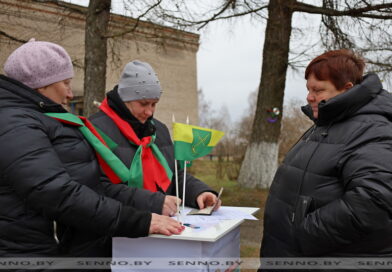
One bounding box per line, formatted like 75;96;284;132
0;0;200;128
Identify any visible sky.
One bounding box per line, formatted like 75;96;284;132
66;0;309;122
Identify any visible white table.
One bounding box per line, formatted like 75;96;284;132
112;206;259;272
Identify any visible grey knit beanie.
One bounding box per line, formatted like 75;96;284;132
4;38;74;89
118;60;162;102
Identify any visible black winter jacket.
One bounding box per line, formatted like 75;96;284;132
261;74;392;266
90;89;215;209
0;75;164;259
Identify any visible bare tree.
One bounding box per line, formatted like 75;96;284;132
237;0;295;188
83;0;111;116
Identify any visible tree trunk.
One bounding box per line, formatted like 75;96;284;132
83;0;111;117
238;0;295;188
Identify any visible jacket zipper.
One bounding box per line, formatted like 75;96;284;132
305;125;316;143
291;122;331;223
292;125;319;223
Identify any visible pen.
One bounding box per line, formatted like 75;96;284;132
212;187;224;210
183;223;200;229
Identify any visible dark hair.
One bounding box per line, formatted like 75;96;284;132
305;49;365;90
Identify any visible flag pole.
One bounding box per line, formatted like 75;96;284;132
172;114;180;223
181;116;190;219
182;160;187;218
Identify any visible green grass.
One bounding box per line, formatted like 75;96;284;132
188;159;269;258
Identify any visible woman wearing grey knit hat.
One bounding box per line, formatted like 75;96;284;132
90;60;221;217
0;40;182;263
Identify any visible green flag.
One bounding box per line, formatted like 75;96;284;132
173;122;224;161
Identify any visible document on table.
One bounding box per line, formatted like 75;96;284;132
211;206;258;220
175;206;258;231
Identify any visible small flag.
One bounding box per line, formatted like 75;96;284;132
173;122;224;161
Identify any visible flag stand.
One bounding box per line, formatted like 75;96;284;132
181;116;190;220
172;114;181;223
174;159;180;222
181;160;188;220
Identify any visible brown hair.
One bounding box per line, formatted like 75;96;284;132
305;49;365;90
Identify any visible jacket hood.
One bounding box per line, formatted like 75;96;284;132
301;73;392;126
0;75;66;113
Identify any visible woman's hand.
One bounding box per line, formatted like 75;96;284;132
149;213;184;236
196;192;221;211
162;195;181;216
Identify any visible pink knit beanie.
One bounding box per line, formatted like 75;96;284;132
4;39;74;89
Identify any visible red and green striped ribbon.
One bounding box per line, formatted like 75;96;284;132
45;112;131;185
45;111;172;192
99;99;172;192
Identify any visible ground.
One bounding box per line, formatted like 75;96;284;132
188;159;269;270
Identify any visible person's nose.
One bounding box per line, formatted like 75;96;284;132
307;92;314;103
67;88;74;100
145;106;153;117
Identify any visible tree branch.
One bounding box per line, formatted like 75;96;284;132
197;0;237;29
366;60;392;69
293;2;392;19
105;0;162;38
159;4;268;30
0;30;27;43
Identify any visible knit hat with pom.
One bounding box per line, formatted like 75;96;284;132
118;60;162;102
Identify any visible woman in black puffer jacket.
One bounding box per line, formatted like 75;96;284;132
260;49;392;271
0;40;182;268
90;60;219;212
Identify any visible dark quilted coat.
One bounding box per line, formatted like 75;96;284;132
90;88;215;209
0;75;164;259
261;74;392;269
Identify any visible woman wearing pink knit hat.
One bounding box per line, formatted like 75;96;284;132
0;39;183;266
